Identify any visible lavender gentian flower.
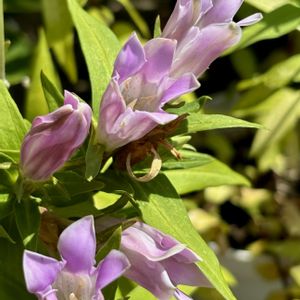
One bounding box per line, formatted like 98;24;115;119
96;33;200;152
23;216;130;300
162;0;263;78
120;222;210;300
20;91;92;181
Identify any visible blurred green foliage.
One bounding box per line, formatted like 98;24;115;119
1;0;300;299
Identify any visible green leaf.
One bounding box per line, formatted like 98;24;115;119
237;54;300;91
25;29;61;121
96;226;121;262
166;96;210;115
85;126;105;180
164;157;250;195
43;171;104;206
245;0;299;13
42;0;77;82
126;285;156;300
131;175;236;300
117;0;151;38
250;88;300;157
40;71;64;112
42;0;72;43
175;113;261;135
0;215;35;299
68;0;121;118
14;197;40;251
4;0;41;12
0;80;27;154
162;150;213;170
0;194;14;220
0;224;15;243
226;5;300;53
153;15;162;38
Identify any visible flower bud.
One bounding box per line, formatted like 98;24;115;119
20;91;92;181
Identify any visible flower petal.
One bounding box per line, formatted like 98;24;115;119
162;0;195;40
162;257;211;286
58;215;96;274
95;250;130;290
64;90;79;109
172;23;241;78
142;38;177;82
121;223;187;262
23;250;62;296
161;73;200;104
113;33;146;83
123;248;176;300
237;13;263;26
199;0;243;26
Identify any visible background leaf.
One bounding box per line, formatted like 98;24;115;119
68;0;121;118
0;81;27;155
24;29;61;121
164;157;250;195
14;198;40;251
226;5;300;53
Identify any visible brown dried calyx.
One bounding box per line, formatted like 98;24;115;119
114;114;187;182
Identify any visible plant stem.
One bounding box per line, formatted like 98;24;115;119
0;0;5;81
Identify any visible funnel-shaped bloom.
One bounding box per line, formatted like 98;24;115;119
162;0;262;78
20;91;92;181
23;216;130;300
96;33;199;152
120;222;210;300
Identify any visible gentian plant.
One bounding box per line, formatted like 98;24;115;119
0;0;266;299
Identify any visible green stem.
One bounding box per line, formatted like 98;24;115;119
0;0;5;81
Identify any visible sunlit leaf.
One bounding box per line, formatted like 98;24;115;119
68;0;121;118
25;29;61;121
164;158;250;195
250;88;300;157
0;80;27;155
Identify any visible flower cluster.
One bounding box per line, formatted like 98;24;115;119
96;0;262;152
20;1;262;299
19;0;261;181
23;216;206;300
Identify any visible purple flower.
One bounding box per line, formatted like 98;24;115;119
23;216;130;300
162;0;263;78
120;222;210;300
96;33;200;152
20;91;92;181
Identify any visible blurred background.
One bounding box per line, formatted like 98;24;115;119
3;0;300;299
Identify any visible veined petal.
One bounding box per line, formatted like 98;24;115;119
172;23;241;78
121;223;187;262
23;250;62;296
123;248;176;300
142;38;177;82
198;0;243;27
95;250;130;290
31;105;73;128
162;0;195;40
64;90;79;109
162;257;211;286
237;13;263;26
98;79;126;134
161;73;200;104
58;216;96;274
113;33;146;83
